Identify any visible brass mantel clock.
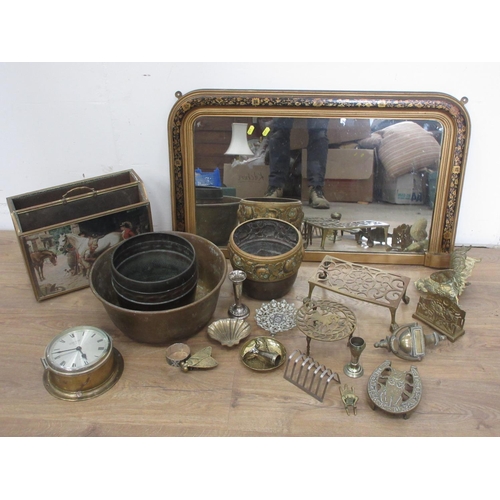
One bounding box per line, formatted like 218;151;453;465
41;325;124;401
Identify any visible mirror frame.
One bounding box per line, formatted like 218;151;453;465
168;89;470;268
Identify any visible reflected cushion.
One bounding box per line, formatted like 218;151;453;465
376;121;441;178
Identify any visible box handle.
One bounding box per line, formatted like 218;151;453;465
62;186;97;203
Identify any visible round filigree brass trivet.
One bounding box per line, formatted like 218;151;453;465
296;299;357;356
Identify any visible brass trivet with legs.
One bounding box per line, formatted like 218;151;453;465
307;255;410;332
303;218;390;249
295;298;356;356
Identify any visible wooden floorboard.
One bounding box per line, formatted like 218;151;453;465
1;230;498;438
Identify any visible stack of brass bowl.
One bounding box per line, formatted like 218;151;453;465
90;232;227;344
111;232;198;311
227;218;304;300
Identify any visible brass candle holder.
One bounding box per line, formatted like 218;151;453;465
343;336;366;378
228;270;250;319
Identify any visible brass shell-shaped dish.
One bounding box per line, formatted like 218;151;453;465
208;318;251;347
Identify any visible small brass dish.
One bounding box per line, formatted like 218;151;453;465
240;336;287;372
207;318;251;347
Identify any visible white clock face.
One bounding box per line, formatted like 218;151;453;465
46;327;111;373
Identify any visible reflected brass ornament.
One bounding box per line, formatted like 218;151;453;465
374;322;446;361
180;346;218;372
284;349;341;402
367;360;422;419
307;255;410;332
413;293;466;342
340;384;358;416
390;223;413;251
415;246;480;303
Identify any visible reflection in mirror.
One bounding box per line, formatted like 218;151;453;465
193;116;443;255
168;90;470;268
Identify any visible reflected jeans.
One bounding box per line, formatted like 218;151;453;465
268;117;329;189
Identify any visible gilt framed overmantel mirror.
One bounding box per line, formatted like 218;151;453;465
168;89;470;268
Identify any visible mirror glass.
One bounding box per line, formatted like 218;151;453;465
168;90;470;267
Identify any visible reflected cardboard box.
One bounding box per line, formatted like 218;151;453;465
301;148;374;203
381;170;425;205
222;163;269;199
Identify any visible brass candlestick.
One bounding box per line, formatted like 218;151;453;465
228;270;250;319
344;336;366;378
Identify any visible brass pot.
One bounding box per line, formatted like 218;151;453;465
196;195;241;246
228;218;304;300
237;197;304;230
90;232;227;344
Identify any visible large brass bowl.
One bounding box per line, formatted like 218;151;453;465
237;197;304;230
90;232;227;344
228;218;304;300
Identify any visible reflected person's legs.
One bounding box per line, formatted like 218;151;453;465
266;117;293;197
307;118;330;209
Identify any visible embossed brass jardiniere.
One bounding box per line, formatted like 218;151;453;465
228;218;304;300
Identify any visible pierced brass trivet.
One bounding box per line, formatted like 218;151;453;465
367;360;422;419
307;255;410;332
295;298;356;356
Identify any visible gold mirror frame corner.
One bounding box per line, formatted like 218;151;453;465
168;89;470;268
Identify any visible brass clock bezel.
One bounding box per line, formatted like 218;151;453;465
41;326;124;402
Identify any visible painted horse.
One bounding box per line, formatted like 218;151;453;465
30;250;57;281
58;232;122;277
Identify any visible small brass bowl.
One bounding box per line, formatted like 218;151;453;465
208;318;251;347
239;336;287;372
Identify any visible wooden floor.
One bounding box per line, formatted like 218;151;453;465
1;229;499;437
